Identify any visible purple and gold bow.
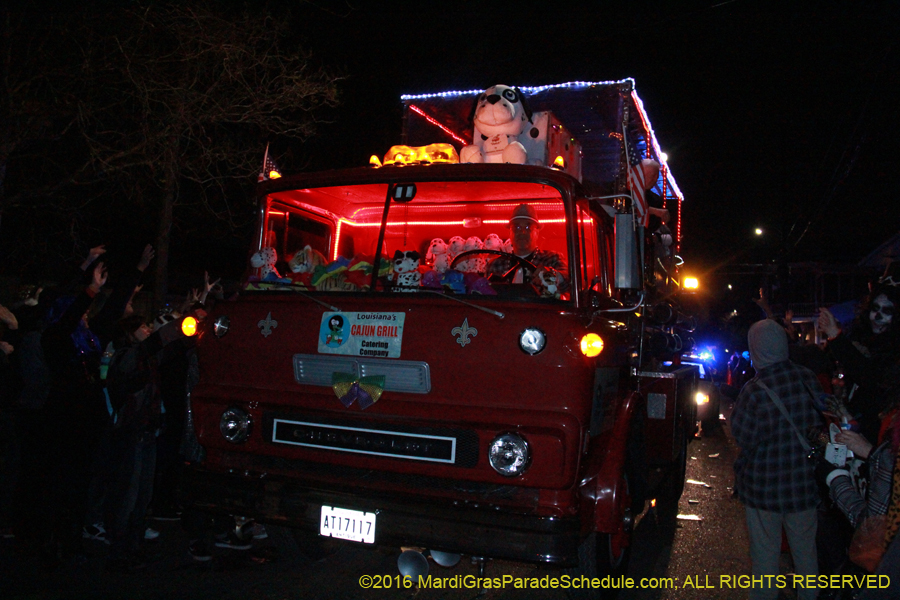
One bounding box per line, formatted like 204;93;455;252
331;372;385;409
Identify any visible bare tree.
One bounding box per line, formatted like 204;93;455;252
74;3;340;306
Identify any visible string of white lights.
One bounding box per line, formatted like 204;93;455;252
400;79;633;101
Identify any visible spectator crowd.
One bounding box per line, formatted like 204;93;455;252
0;244;260;574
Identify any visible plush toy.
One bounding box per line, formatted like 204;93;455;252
392;250;421;292
441;269;466;294
426;238;451;273
250;247;281;280
448;236;466;262
465;274;497;295
344;254;391;290
456;236;486;273
289;245;327;274
531;266;567;299
484;233;504;252
460;85;533;165
421;269;443;290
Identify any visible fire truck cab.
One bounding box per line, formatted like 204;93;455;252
184;80;698;591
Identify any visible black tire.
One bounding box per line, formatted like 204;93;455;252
266;525;342;564
654;433;687;525
564;531;631;600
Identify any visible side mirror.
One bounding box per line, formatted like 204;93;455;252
614;213;640;289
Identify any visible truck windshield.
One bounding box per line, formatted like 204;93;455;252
249;180;571;300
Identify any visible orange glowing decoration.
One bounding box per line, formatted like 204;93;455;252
181;316;198;337
580;333;604;357
382;143;460;166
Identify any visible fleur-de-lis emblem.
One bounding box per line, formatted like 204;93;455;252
451;318;477;347
258;312;278;337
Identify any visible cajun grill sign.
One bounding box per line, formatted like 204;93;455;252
318;312;405;359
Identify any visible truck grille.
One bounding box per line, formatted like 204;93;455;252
264;414;479;467
273;418;456;463
293;354;431;394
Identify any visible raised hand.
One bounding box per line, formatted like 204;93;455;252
817;307;840;339
0;304;18;330
90;262;108;293
81;244;107;270
137;244;155;272
200;271;221;305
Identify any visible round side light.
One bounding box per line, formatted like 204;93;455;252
488;433;531;477
220;407;252;443
181;316;198;337
519;328;546;355
214;315;230;338
580;333;605;357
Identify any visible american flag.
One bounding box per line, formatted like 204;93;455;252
257;144;281;182
625;132;649;227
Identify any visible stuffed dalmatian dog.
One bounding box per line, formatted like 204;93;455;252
456;236;486;274
392;250;421;292
447;236;467;262
460;85;533;165
426;238;451;273
250;247;281;280
484;233;504;252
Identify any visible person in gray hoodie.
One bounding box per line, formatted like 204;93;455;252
732;319;825;600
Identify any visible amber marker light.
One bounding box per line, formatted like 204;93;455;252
181;316;198;337
580;333;604;357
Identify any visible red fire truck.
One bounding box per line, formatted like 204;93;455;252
184;79;698;592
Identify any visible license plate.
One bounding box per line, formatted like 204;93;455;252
319;506;376;544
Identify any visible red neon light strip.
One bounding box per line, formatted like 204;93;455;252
408;105;468;146
338;217;567;228
333;220;343;261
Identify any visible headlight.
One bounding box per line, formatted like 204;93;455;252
220;407;252;443
488;433;531;477
214;315;230;338
518;328;546;355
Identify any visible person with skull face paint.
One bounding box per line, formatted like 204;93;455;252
818;280;900;445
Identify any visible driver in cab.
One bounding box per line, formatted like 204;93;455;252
486;203;567;282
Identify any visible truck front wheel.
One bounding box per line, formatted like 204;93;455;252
565;530;631;600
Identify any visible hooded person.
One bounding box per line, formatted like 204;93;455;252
731;319;825;600
819;279;900;444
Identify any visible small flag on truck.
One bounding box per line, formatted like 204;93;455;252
258;143;282;182
624;131;649;228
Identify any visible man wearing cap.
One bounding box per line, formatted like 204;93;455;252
486;203;567;283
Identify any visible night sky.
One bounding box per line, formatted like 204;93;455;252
292;1;899;274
